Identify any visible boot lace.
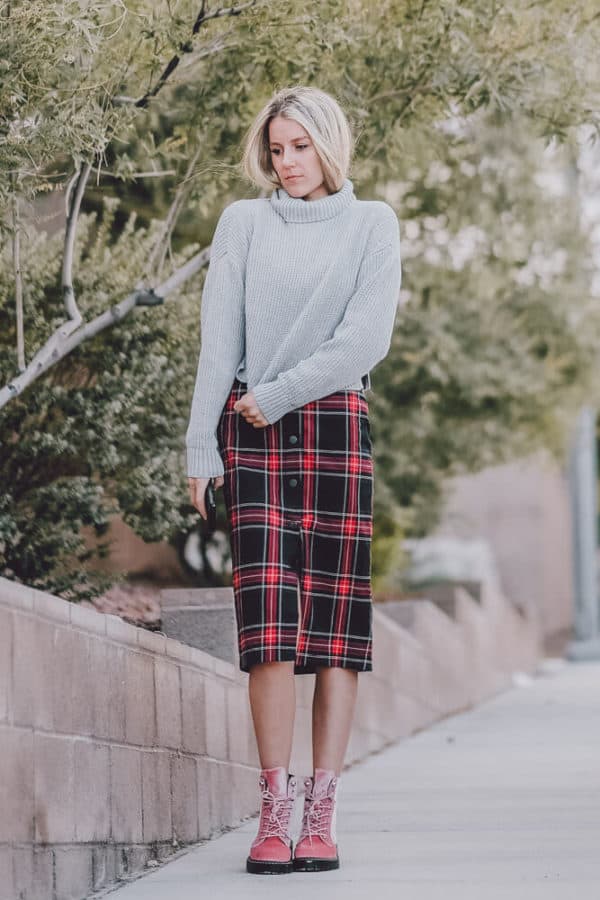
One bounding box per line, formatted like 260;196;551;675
255;783;294;844
299;783;335;846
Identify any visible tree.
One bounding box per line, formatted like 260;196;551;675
1;0;599;597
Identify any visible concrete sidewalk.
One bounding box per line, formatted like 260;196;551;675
102;659;600;900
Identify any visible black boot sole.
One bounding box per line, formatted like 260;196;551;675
246;856;294;875
293;856;340;872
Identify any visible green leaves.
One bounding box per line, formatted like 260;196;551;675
2;0;600;597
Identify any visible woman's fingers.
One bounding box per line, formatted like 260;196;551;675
234;392;268;428
188;475;224;518
246;407;268;427
188;477;208;518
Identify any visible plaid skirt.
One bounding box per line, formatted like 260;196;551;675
216;377;374;675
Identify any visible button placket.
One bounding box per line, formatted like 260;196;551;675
282;412;303;527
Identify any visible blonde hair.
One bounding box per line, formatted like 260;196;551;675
241;85;354;193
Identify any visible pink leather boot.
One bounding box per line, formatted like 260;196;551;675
293;767;340;871
246;766;297;874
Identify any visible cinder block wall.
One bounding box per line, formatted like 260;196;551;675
0;575;541;900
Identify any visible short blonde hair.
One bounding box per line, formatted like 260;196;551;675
241;85;354;193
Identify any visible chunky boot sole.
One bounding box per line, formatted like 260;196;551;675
246;856;294;875
293;855;340;872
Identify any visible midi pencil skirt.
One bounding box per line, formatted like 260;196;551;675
216;377;374;675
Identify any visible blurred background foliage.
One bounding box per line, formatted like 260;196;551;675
1;0;600;599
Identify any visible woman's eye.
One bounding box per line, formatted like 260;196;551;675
270;145;308;154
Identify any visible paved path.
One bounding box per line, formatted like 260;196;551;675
104;659;600;899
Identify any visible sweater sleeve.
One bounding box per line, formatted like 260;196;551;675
185;203;246;478
251;204;402;424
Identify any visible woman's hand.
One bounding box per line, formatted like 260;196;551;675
188;475;224;519
187;392;265;518
234;390;269;427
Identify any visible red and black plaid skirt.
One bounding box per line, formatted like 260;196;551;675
216;377;374;675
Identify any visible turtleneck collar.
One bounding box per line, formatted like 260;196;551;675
270;177;356;223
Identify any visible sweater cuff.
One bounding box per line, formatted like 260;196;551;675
252;380;295;424
186;444;225;479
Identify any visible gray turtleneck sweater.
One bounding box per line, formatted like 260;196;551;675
186;177;402;478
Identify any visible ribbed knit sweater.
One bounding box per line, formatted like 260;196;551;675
185;177;402;478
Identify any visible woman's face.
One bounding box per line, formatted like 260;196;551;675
268;115;328;200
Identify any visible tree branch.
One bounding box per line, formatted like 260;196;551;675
134;0;256;109
62;163;92;325
0;246;211;409
1;2;260;409
11;191;25;372
148;143;204;281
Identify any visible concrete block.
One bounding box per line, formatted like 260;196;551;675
110;745;143;843
374;608;423;654
106;612;139;647
0;608;11;722
92;845;118;893
171;752;198;843
0;576;34;610
114;846;130;881
88;634;110;739
345;724;372;765
0;848;14;900
231;763;260;825
106;642;127;742
141;750;172;843
73;739;110;841
124;651;155;747
12;615;50;729
214;656;237;679
0;727;34;842
137;627;166;655
225;683;251;765
32;586;71;624
394;641;431;705
196;757;212;839
165;635;192;663
9;848;31;900
9;843;53;900
247;727;261;768
122;845;152;879
32;846;54;900
53;846;93;900
355;672;383;733
70;600;107;636
180;667;207;756
204;677;227;760
207;759;234;833
384;690;424;741
70;630;96;736
381;599;466;681
51;624;78;734
34;732;75;843
155;842;177;863
12;617;77;733
188;645;217;672
154;657;182;749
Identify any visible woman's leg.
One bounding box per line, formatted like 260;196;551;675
312;666;358;773
248;660;297;768
293;666;357;871
246;660;298;873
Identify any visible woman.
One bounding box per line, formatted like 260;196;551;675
186;85;401;875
